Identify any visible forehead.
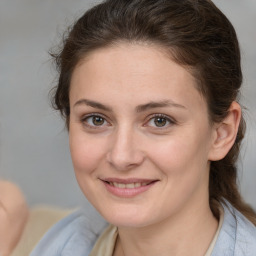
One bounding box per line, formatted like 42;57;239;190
69;43;206;112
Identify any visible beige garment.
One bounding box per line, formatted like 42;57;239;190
204;206;224;256
90;224;118;256
90;208;224;256
11;206;74;256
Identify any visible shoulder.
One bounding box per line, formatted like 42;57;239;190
232;204;256;254
212;200;256;256
30;207;108;256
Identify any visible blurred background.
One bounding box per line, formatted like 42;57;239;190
0;0;255;209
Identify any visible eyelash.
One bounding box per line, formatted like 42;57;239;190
81;113;110;129
144;114;176;129
80;113;176;130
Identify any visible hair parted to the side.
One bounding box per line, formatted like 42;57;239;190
51;0;256;224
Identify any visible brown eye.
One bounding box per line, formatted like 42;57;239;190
92;116;104;126
82;115;108;128
146;114;174;129
154;117;167;127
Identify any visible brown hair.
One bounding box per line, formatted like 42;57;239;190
51;0;256;224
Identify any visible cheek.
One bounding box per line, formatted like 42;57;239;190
147;134;211;210
69;129;107;175
147;130;210;178
147;137;191;167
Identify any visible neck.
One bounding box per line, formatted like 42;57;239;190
114;199;218;256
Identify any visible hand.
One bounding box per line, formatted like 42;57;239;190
0;180;29;256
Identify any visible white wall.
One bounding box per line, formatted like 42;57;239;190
0;0;255;209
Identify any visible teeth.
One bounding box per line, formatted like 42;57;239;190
126;183;135;189
135;183;141;188
110;182;150;189
118;183;125;189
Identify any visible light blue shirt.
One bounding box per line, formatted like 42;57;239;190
31;201;256;256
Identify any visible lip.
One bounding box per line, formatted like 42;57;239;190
100;178;158;198
102;177;156;184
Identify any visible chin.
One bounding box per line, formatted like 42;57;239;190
98;207;155;228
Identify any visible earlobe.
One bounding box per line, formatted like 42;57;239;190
208;101;241;161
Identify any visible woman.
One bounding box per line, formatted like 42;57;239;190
31;0;256;255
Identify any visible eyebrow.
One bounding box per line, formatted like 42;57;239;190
135;100;186;112
74;99;113;112
73;99;186;112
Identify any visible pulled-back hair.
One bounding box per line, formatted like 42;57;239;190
51;0;256;224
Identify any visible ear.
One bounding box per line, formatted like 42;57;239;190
208;101;241;161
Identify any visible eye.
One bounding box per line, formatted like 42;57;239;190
81;114;109;128
146;114;175;128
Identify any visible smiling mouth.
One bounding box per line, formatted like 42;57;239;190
105;181;154;189
100;178;158;197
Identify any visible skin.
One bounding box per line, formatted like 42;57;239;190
69;43;241;256
0;180;28;256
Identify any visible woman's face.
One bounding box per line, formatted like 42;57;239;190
69;43;216;227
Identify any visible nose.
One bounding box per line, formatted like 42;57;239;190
106;127;145;171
